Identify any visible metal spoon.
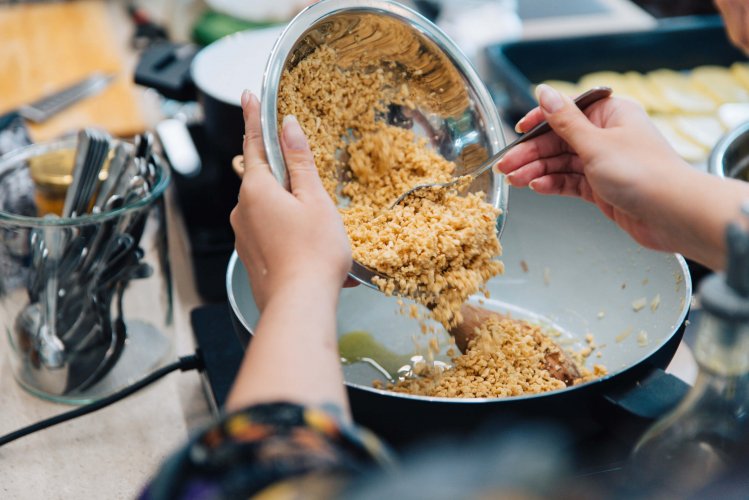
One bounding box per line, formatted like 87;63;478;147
37;217;66;369
390;87;613;208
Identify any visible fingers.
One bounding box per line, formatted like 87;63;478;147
528;173;593;200
535;84;600;154
280;115;326;199
514;107;544;134
496;135;570;175
241;90;271;174
505;153;583;187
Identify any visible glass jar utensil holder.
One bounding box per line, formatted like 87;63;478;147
0;134;172;404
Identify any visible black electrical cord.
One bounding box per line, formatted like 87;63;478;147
0;353;202;447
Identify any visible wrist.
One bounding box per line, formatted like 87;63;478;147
267;273;342;307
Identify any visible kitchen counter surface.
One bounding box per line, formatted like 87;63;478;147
0;188;212;499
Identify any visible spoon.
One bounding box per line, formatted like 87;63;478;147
449;304;581;386
390;86;613;208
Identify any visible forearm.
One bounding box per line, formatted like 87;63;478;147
225;283;349;418
650;169;749;271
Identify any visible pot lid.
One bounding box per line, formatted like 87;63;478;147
191;26;284;106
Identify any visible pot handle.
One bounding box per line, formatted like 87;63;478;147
135;42;198;102
602;368;690;421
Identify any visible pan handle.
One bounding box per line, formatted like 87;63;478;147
602;368;690;421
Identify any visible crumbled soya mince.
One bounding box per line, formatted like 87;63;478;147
390;317;606;398
278;45;503;328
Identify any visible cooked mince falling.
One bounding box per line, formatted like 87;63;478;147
278;45;503;329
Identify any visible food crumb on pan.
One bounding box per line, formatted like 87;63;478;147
642;277;650;286
520;260;529;272
637;329;649;347
650;293;661;312
632;297;647;312
543;267;551;286
597;311;606;319
616;326;633;343
621;282;627;289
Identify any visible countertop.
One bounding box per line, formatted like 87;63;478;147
0;2;698;499
0;3;211;498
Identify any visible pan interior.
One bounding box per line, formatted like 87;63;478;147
228;187;691;399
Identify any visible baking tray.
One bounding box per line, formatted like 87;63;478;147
485;16;747;121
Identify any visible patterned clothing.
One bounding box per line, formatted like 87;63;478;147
139;402;393;500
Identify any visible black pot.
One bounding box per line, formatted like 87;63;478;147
136;27;284;165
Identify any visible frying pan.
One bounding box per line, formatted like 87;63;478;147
227;186;692;443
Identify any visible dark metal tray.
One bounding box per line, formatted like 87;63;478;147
485;17;747;121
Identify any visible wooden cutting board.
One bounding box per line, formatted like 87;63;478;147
0;1;147;141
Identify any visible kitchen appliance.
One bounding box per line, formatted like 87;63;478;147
228;186;692;443
135;28;285;301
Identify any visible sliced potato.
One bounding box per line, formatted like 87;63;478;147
647;69;717;114
578;71;640;103
537;80;580;98
670;114;726;149
691;65;749;104
623;71;676;113
730;62;749;90
650;115;708;163
718;102;749;129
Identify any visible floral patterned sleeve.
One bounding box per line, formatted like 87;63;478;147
139;402;394;500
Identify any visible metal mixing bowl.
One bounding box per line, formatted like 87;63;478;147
259;0;508;288
708;121;749;180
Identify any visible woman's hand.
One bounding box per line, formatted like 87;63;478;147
498;84;688;252
230;91;352;311
498;84;749;271
715;0;749;55
226;91;352;414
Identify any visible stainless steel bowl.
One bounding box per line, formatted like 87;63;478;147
708;121;749;179
259;0;508;289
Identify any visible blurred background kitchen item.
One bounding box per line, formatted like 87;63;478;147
709;119;749;180
0;1;148;142
0;134;172;404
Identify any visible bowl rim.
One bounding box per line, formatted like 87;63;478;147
708;119;749;178
259;0;508;203
0;136;170;228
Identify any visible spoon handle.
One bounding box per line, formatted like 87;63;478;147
475;86;613;179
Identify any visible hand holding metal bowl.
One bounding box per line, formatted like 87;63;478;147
259;0;508;290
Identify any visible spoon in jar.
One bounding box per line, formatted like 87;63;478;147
390;86;613;208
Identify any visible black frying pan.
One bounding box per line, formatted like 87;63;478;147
227;187;692;443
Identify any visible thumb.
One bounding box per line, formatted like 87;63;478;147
536;84;598;154
281;115;325;198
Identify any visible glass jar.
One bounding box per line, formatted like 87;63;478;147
0;136;172;404
628;220;749;496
